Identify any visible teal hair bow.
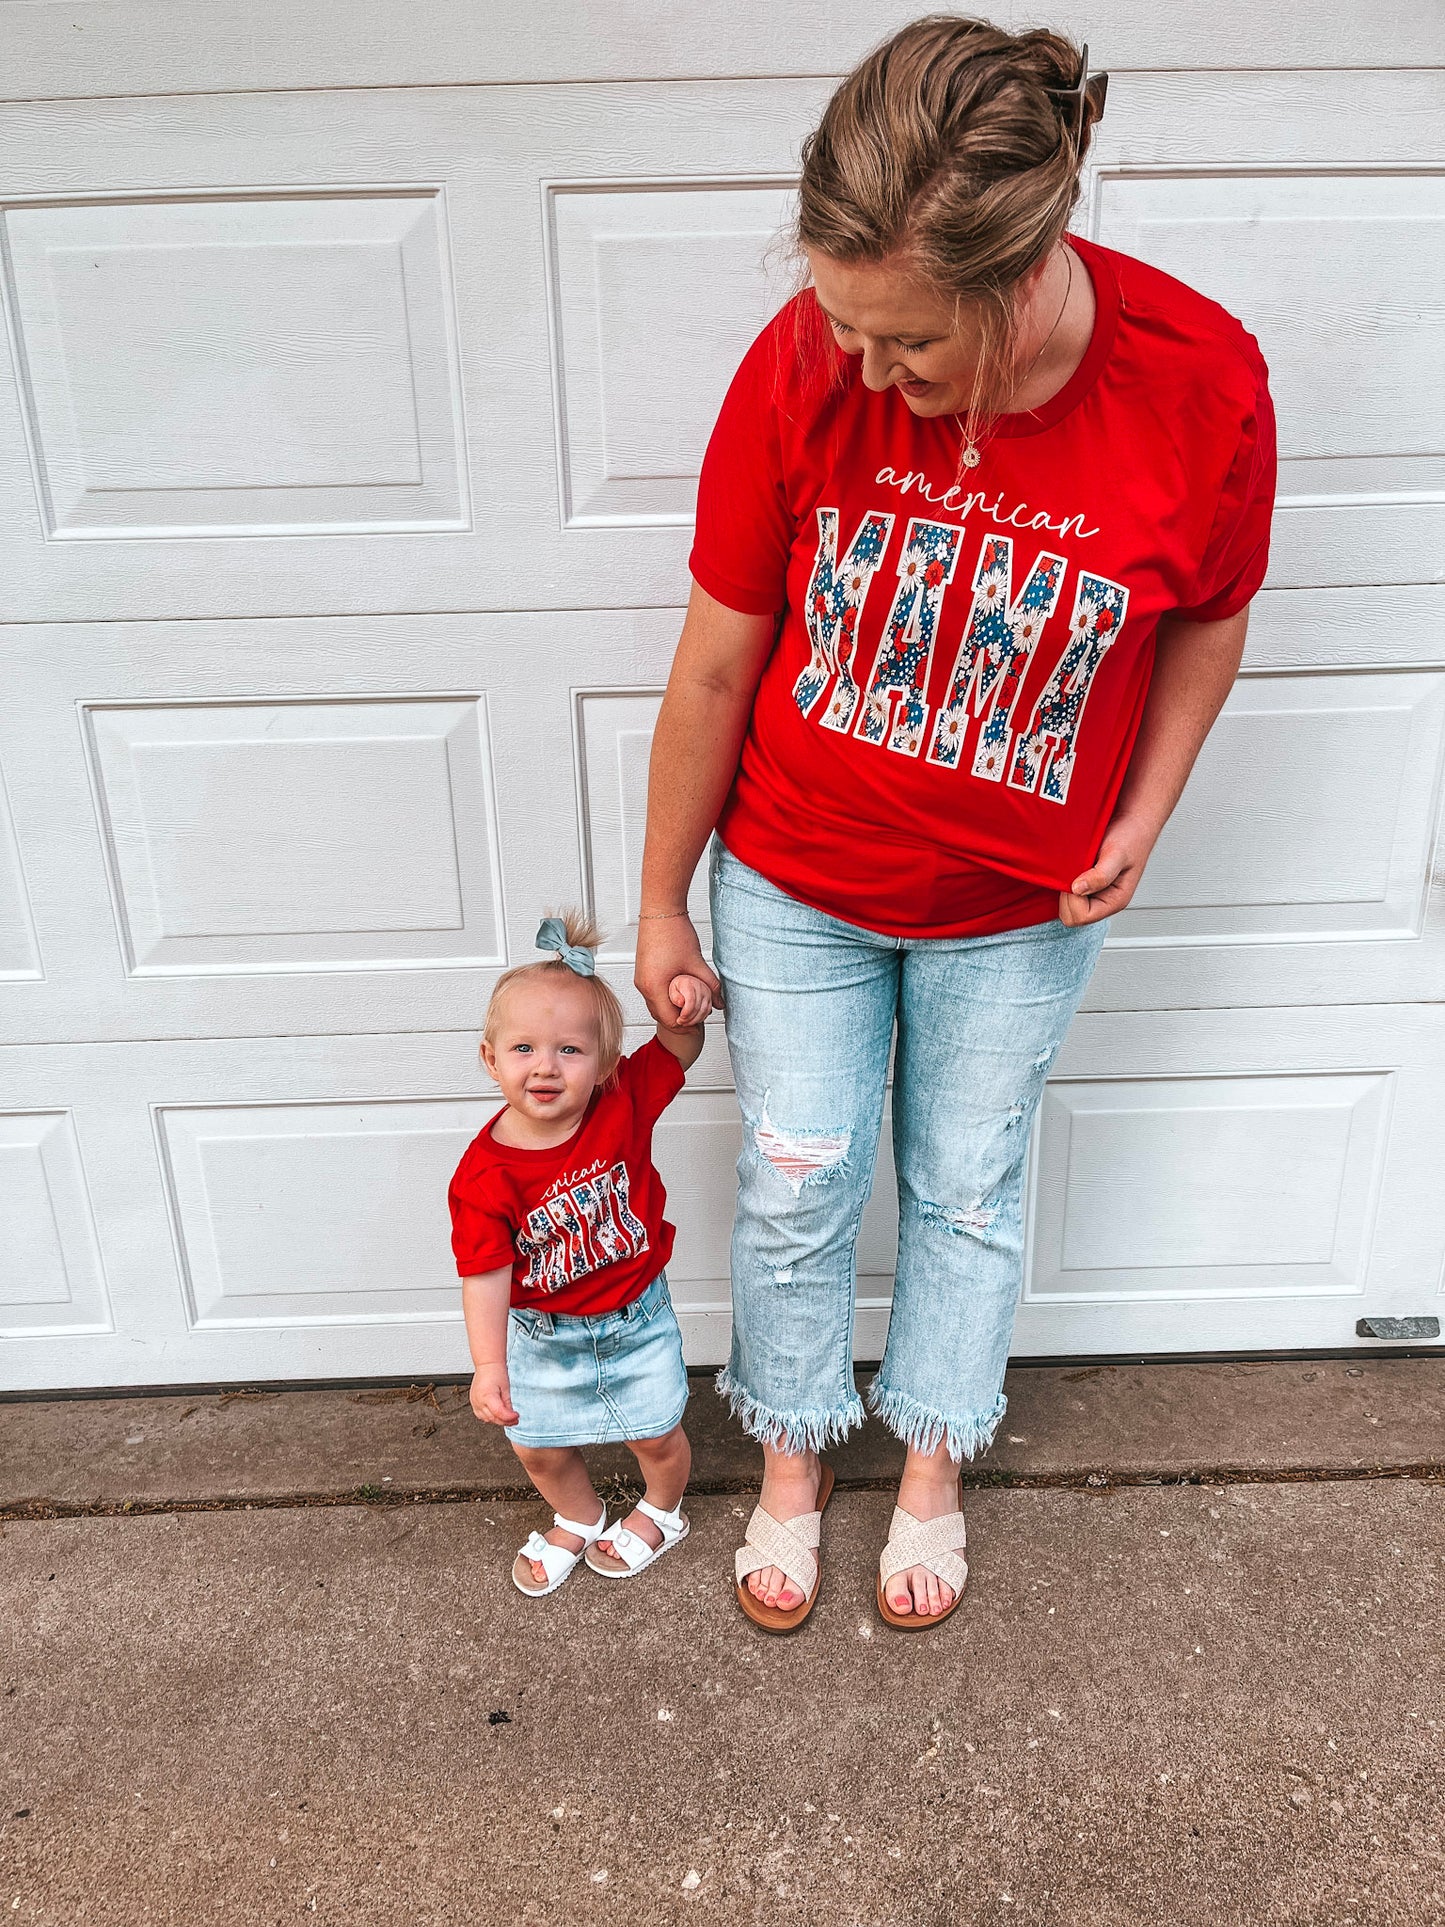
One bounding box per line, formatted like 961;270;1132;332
535;916;596;977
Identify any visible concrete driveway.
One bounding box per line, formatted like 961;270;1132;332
3;1359;1443;1925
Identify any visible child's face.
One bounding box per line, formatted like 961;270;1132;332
480;977;604;1133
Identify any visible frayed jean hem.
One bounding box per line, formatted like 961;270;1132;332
715;1368;865;1456
866;1377;1008;1464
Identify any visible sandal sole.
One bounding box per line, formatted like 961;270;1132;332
512;1562;578;1598
735;1461;836;1635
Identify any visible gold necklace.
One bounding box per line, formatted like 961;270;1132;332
955;245;1075;474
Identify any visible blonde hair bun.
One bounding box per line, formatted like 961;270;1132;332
796;14;1101;423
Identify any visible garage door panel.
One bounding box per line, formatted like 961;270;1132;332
1012;1004;1445;1357
3;190;466;540
1089;583;1445;1008
156;1098;488;1328
1092;680;1445;1009
84;697;505;974
1084;74;1445;594
0;609;682;1043
0;767;42;982
549;181;797;528
1096;168;1445;487
1029;1071;1391;1299
1241;586;1443;672
1264;508;1445;595
1113;670;1445;943
0;1110;113;1337
0;1030;514;1390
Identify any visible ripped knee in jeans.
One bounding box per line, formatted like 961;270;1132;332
919;1196;999;1242
751;1097;851;1198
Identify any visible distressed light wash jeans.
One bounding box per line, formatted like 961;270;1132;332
709;841;1107;1463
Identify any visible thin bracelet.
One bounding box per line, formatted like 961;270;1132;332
637;909;692;921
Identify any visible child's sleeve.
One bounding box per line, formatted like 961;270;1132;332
618;1037;687;1128
448;1158;517;1279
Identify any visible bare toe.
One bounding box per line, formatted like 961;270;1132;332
513;1554;544;1590
747;1564;798;1610
896;1566;954;1617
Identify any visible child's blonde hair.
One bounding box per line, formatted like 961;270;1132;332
482;909;625;1083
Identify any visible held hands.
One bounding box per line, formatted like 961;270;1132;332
469;1362;519;1428
668;971;713;1027
636;914;721;1030
1059;815;1157;927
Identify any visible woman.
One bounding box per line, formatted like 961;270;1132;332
635;15;1276;1632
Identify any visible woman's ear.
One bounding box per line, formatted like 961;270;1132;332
1020;246;1064;307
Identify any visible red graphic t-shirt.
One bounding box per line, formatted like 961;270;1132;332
689;236;1277;938
448;1039;686;1316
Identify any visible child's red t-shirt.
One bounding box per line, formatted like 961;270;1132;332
448;1038;685;1316
688;235;1277;938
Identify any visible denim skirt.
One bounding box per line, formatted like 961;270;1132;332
503;1271;689;1449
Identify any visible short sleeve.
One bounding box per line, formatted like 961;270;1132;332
616;1037;687;1127
688;314;796;617
448;1156;517;1279
1174;353;1278;623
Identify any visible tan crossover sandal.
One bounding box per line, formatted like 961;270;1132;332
734;1459;836;1634
876;1503;969;1630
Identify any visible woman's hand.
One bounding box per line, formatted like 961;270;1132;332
469;1363;518;1428
635;914;720;1028
1061;607;1249;929
1059;814;1157;926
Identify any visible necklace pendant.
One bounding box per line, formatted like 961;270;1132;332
961;443;981;470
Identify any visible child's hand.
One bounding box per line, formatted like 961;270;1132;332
469;1363;519;1428
667;972;712;1027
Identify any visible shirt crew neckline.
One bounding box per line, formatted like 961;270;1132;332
483;1089;600;1161
961;233;1119;442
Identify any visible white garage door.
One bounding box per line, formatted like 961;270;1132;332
2;4;1442;1390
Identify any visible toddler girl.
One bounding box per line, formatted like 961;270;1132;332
449;911;709;1596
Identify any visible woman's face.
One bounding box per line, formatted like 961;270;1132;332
808;249;1038;418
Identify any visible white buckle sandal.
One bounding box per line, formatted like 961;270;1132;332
584;1498;689;1579
512;1505;609;1597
